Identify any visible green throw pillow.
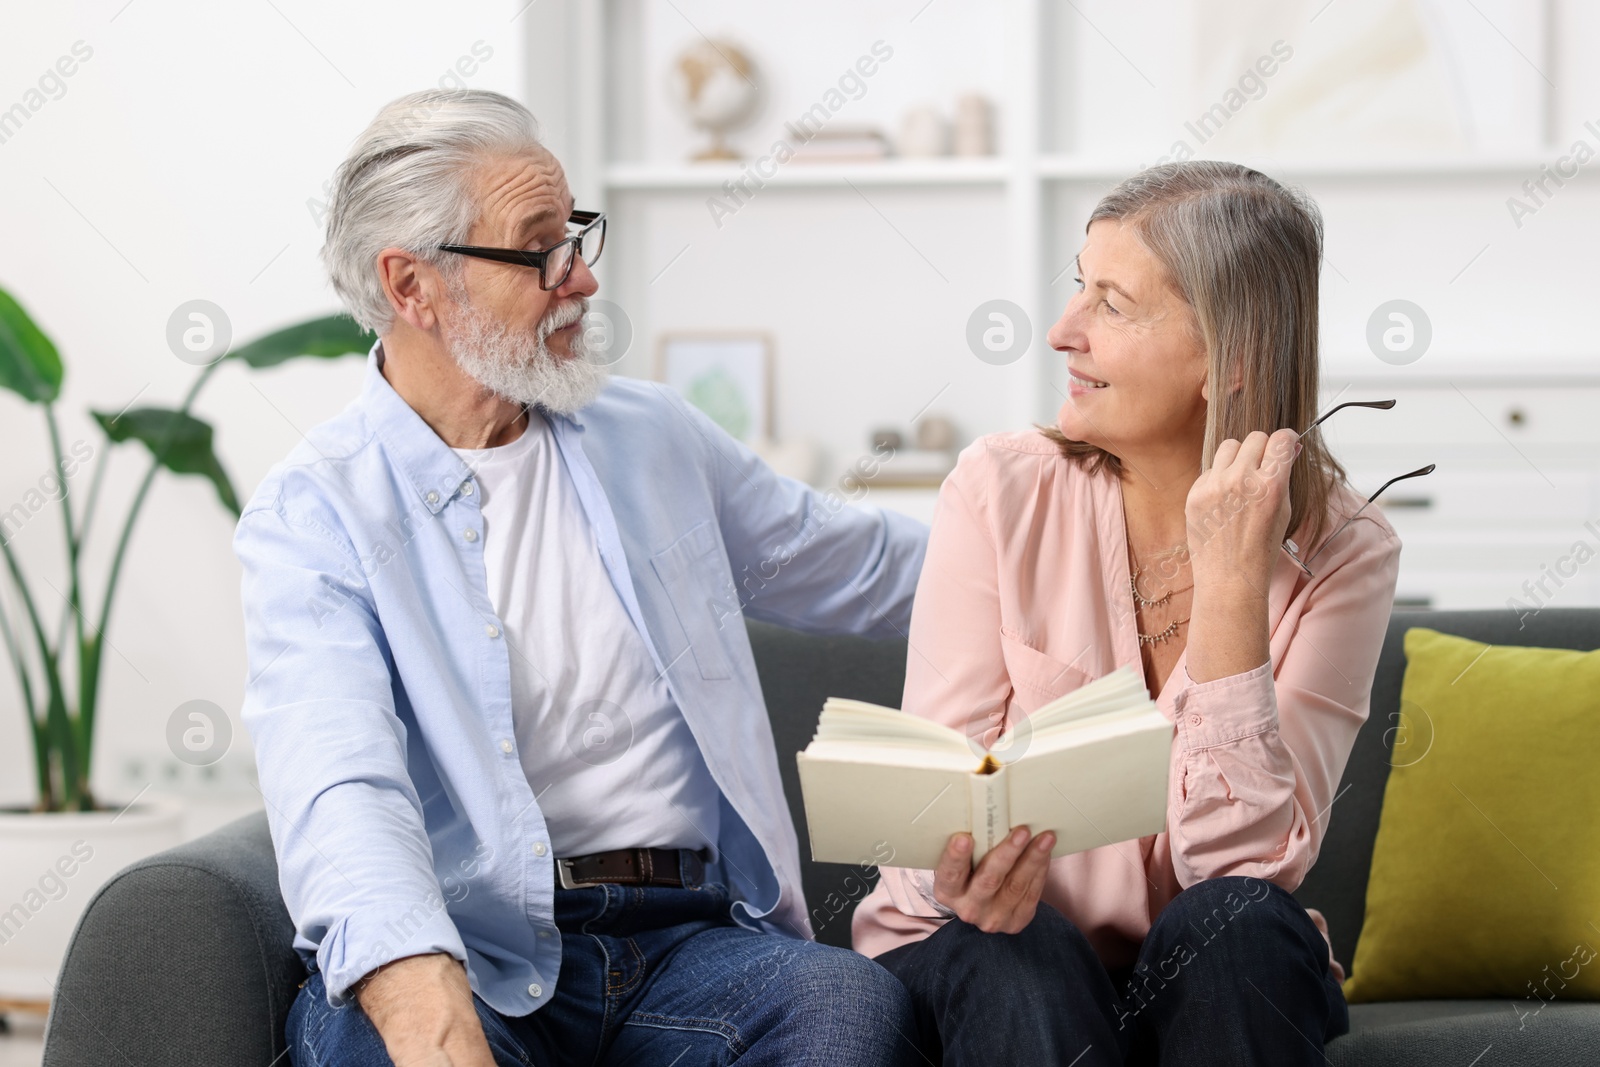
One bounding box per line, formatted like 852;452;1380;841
1343;626;1600;1005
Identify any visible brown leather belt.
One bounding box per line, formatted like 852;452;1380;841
556;847;707;890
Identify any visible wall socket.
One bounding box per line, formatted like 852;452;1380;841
114;750;260;795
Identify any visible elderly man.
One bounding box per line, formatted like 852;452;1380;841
235;88;926;1066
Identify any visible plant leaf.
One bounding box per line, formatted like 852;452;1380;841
91;407;240;517
229;314;373;368
0;285;64;403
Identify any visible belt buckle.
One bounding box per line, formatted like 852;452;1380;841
555;858;585;891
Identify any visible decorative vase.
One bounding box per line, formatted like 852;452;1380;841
0;797;184;1004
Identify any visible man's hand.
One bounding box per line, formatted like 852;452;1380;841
931;826;1056;934
353;952;498;1066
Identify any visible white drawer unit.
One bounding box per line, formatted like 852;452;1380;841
1347;470;1598;527
1320;383;1600;448
1323;381;1600;611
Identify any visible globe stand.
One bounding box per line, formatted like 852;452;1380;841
691;128;740;162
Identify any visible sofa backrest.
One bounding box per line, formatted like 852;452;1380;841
745;620;911;948
747;609;1600;960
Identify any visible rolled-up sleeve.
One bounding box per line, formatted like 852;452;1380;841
235;498;465;1008
1165;516;1402;893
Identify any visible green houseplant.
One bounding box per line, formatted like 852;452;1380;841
0;285;372;814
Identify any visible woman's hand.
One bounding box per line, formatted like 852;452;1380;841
1182;427;1299;683
1184;428;1299;599
931;827;1056;934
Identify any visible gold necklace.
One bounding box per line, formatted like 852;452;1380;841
1136;614;1191;647
1128;572;1195;609
1129;543;1192;646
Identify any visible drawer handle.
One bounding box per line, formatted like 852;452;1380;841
1393;595;1433;609
1378;496;1432;510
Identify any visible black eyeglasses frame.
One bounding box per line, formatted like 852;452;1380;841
437;210;606;291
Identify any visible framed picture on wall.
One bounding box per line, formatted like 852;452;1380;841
656;333;774;444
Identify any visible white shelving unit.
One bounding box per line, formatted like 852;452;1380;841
526;0;1600;610
607;149;1566;188
1040;151;1566;182
605;158;1011;189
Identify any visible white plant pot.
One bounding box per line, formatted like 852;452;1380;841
0;797;184;1003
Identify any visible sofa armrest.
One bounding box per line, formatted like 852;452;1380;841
42;810;300;1067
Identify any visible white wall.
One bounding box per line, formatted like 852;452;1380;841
0;1;526;813
3;0;1599;813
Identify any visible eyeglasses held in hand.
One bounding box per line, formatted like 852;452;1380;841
1282;399;1435;578
437;210;606;291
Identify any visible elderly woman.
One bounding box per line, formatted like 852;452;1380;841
852;162;1402;1065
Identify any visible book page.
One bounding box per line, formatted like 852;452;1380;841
1026;664;1153;734
1005;719;1174;858
796;755;973;869
813;698;973;755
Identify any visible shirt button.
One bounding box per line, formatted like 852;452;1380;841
425;490;439;505
528;983;542;998
499;738;513;754
537;929;551;939
485;623;500;638
532;841;547;857
463;528;479;543
462;481;474;496
1189;713;1202;726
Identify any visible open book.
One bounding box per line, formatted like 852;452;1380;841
796;664;1174;870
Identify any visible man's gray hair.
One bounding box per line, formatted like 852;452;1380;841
322;89;544;334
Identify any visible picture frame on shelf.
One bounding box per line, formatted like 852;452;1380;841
656;332;774;445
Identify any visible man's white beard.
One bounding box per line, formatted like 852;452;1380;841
444;280;608;414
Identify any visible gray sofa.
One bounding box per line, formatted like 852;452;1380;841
41;610;1600;1064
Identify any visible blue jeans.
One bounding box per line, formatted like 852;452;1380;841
286;880;918;1066
874;875;1349;1066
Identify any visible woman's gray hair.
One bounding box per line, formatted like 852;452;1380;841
322;89;544;333
1042;160;1348;552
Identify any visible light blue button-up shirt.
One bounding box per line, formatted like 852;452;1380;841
234;343;927;1014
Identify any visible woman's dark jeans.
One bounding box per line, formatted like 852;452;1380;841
875;875;1349;1066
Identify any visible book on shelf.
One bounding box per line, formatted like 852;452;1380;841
786;125;891;163
863;447;955;488
796;664;1173;869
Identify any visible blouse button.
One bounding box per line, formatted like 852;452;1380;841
425;490;439;505
1189;713;1202;726
463;528;479;543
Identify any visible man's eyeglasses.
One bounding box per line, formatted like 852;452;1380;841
437;209;606;291
1282;399;1435;578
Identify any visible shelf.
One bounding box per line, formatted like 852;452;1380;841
604;157;1010;191
1037;150;1557;182
1318;356;1600;383
605;150;1555;193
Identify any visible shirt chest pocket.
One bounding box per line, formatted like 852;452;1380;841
999;627;1095;712
649;519;740;681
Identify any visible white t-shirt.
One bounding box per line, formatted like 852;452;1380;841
450;411;721;858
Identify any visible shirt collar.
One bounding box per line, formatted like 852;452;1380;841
358;339;586;516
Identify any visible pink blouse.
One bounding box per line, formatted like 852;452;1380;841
850;428;1402;983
